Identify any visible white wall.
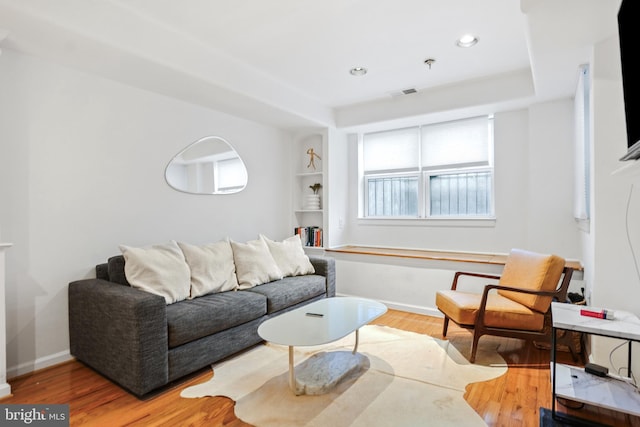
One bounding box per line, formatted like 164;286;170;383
588;35;640;313
587;35;640;372
0;49;293;377
335;253;506;316
335;101;582;314
326;128;349;248
527;101;582;256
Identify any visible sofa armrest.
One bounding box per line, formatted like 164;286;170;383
68;278;168;396
308;255;336;297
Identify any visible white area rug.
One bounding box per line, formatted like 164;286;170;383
181;325;507;426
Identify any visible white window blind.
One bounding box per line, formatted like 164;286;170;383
421;116;489;169
363;127;420;173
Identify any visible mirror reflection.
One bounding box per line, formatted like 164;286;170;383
165;136;248;194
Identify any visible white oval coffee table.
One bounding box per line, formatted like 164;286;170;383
257;296;387;395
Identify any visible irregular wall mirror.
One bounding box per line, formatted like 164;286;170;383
165;136;248;194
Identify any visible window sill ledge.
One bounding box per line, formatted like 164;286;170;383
356;217;496;228
326;245;584;272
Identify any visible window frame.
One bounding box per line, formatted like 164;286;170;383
359;115;495;222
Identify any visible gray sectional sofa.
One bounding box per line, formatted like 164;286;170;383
68;253;335;397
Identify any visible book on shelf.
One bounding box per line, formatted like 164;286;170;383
294;226;323;247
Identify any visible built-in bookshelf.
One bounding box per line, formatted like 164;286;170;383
293;131;326;250
294;226;323;247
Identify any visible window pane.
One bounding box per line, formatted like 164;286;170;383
363;127;420;173
421;116;489;169
429;172;492;216
367;176;418;217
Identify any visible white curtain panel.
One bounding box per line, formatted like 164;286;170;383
574;64;590;221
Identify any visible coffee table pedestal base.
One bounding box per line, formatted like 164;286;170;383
292;351;367;395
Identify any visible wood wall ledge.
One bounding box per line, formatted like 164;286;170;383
326;245;584;271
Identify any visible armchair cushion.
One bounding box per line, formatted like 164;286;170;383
436;290;545;331
497;249;565;312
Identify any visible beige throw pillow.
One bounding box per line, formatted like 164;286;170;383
261;234;315;277
231;239;283;289
119;240;191;304
178;240;239;298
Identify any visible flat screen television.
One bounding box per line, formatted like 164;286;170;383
618;0;640;161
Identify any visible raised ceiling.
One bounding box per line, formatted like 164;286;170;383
0;0;621;130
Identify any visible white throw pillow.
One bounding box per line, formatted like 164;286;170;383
119;240;191;304
260;234;315;277
178;240;240;298
230;238;283;289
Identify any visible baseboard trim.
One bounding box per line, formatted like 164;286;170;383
0;382;11;399
7;350;72;379
335;292;442;318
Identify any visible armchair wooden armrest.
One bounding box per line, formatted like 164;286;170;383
450;271;501;290
475;280;570;328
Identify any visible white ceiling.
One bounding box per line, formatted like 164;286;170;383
0;0;622;130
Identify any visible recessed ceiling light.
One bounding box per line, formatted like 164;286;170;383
456;34;478;48
350;67;368;76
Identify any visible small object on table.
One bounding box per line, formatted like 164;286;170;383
580;308;615;320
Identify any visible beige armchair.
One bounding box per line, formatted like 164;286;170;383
436;249;574;363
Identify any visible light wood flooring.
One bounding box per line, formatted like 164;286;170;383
2;309;639;426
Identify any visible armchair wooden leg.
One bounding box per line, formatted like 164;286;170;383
470;333;481;363
442;317;450;337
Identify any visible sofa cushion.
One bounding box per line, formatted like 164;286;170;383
261;234;315;277
244;275;326;313
178;240;239;298
231;239;283;289
166;290;267;348
120;240;191;304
